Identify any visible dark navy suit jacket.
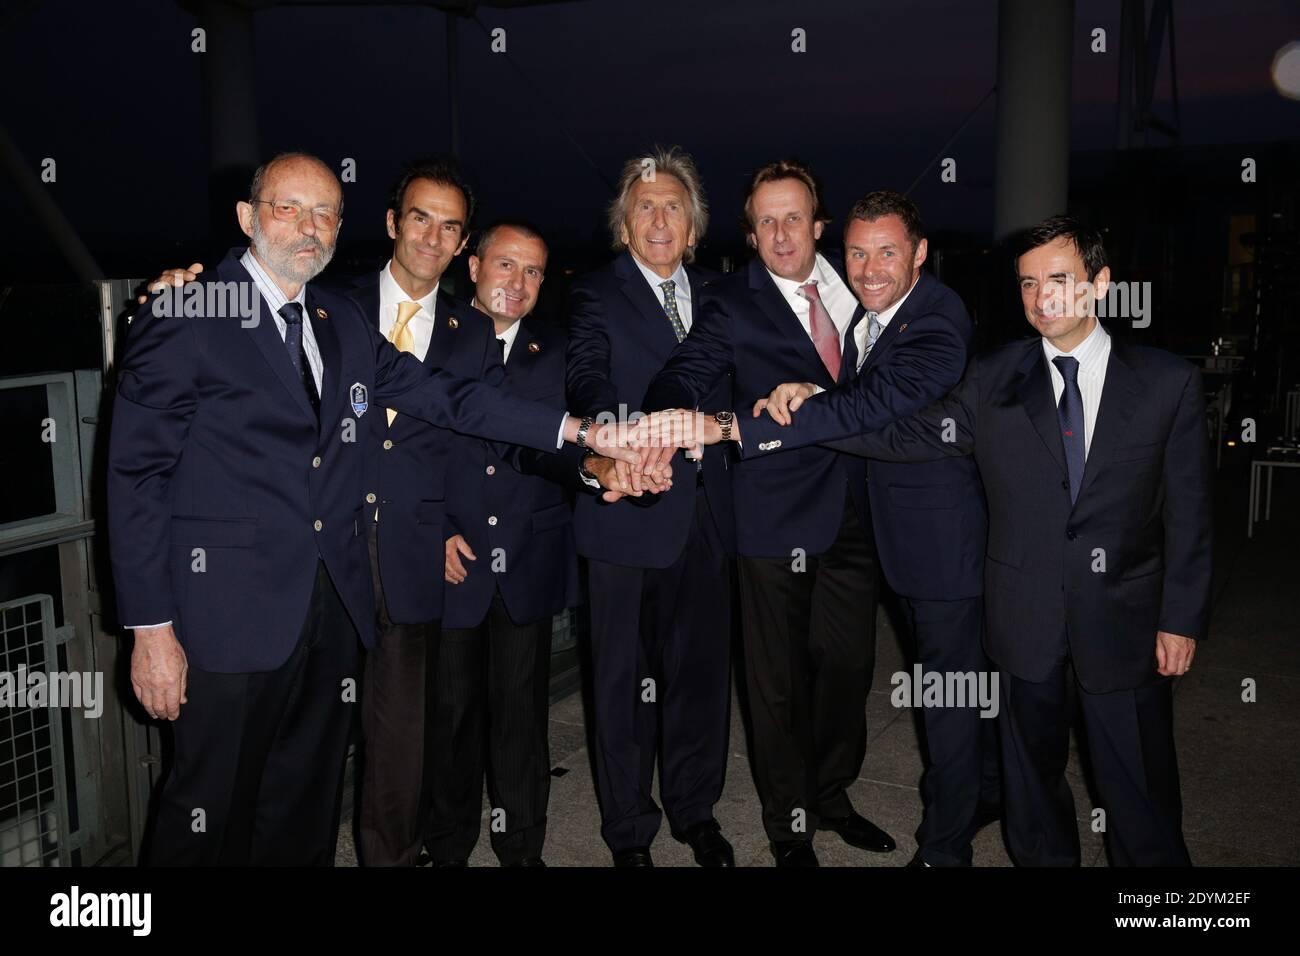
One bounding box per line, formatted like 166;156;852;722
742;331;1213;693
644;254;865;559
828;272;987;601
344;271;503;624
443;317;582;629
566;251;736;569
108;249;563;673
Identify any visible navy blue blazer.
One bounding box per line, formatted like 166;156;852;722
107;249;564;673
443;317;582;629
834;272;986;601
344;271;503;624
644;254;866;559
742;332;1213;694
566;251;736;569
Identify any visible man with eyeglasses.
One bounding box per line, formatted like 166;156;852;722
110;151;649;866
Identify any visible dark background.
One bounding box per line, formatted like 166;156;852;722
1;0;1297;359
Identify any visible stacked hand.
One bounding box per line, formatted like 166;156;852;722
752;382;816;425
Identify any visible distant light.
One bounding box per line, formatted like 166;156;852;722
1227;440;1237;447
1273;42;1300;100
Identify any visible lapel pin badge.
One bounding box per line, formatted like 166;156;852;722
349;382;369;417
528;341;540;353
316;308;328;320
447;316;459;329
899;322;907;332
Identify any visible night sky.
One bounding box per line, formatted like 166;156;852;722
2;0;1297;279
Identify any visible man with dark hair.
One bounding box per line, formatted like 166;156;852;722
710;214;1211;866
644;160;894;867
113;152;643;866
426;222;582;867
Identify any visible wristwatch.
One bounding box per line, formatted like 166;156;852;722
579;448;600;480
576;416;595;448
714;410;734;442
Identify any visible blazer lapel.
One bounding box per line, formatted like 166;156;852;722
1075;340;1143;502
615;252;681;353
839;304;864;384
749;259;836;390
1014;342;1069;479
306;290;343;439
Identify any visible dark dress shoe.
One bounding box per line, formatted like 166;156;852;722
819;811;896;853
507;857;547;867
612;847;654;868
680;820;735;867
906;849;932;867
431;858;468;868
771;841;819;867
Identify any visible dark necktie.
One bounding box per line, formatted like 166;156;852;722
497;337;507;362
1052;355;1085;502
279;302;320;421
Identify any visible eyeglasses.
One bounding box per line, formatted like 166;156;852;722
251;198;341;231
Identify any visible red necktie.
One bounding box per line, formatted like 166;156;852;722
801;280;841;381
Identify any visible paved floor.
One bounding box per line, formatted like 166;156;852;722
336;467;1300;867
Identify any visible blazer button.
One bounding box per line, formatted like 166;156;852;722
383;439;393;450
312;456;321;468
1065;529;1076;540
365;493;376;503
313;519;323;532
488;516;498;526
485;465;496;476
1060;480;1068;491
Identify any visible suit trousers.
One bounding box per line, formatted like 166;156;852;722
737;493;877;843
586;488;732;853
426;591;552;864
358;518;439;866
147;560;357;866
999;659;1191;866
902;595;1001;866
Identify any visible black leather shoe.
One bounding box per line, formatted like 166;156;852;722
680;820;735;867
819;811;896;853
906;849;931;867
431;858;468;868
771;841;819;867
612;847;654;867
507;857;547;867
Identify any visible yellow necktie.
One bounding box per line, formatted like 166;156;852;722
387;300;421;425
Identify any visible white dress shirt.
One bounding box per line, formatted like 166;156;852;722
768;253;857;354
854;274;920;369
632;256;693;332
1042;318;1111;459
241;247;323;393
379;260;438;362
496;318;522;364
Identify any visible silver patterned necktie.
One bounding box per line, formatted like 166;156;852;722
660;279;687;342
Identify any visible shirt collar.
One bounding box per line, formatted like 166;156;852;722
631;254;690;301
240;247;305;313
497;317;523;352
381;259;438;317
873;274;921;327
767;252;835;300
1042;316;1109;370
